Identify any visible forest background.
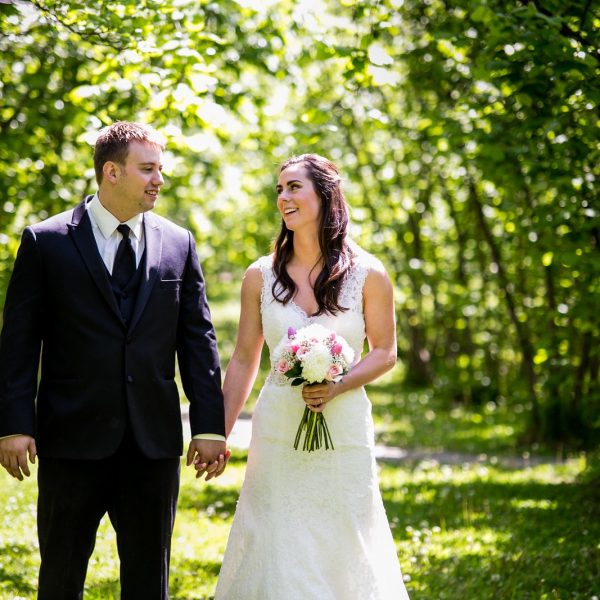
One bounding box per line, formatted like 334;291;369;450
1;0;599;447
0;1;599;597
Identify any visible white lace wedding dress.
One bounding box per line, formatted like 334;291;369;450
214;252;409;600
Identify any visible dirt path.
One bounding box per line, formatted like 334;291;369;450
182;407;566;469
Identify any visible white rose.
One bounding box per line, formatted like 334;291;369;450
300;343;332;383
296;323;330;343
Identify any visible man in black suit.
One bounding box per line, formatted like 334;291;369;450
0;121;228;599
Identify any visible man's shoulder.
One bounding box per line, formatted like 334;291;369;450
146;212;189;235
28;201;85;236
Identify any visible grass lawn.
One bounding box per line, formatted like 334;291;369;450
1;426;598;599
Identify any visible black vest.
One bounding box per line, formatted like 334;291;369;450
108;251;145;326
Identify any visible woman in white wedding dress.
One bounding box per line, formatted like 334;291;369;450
212;154;409;599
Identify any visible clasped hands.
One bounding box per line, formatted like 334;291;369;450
1;435;230;483
302;381;341;413
187;438;231;481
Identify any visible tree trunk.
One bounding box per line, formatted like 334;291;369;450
468;179;541;434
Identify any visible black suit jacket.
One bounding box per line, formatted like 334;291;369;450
0;196;225;459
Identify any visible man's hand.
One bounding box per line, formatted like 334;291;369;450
0;435;37;481
186;439;229;481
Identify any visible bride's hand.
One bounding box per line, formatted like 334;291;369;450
302;381;339;413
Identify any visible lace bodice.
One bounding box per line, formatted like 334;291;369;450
255;253;376;381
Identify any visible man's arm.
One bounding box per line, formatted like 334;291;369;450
0;227;43;479
177;231;227;476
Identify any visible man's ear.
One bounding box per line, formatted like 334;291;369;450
103;161;121;184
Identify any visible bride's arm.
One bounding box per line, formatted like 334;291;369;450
302;265;397;410
223;265;265;437
335;265;397;392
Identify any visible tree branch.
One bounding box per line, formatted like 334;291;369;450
527;0;600;64
581;0;593;30
23;0;128;51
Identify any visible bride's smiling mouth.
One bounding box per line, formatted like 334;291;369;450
283;207;298;216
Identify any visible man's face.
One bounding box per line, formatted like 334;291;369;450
116;141;164;216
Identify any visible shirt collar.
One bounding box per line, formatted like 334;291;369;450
88;192;144;240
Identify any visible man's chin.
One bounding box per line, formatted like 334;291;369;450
140;198;157;211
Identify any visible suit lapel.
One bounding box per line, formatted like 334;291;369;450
68;197;123;323
128;212;162;334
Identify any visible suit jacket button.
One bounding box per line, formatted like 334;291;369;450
127;375;134;383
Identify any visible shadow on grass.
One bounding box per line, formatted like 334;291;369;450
369;380;537;457
170;556;222;598
83;579;120;599
177;484;240;515
381;470;600;599
0;543;37;596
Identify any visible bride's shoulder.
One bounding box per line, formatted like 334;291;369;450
248;254;274;273
240;258;268;302
243;254;274;291
348;243;387;277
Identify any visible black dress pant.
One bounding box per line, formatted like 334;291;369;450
37;428;180;600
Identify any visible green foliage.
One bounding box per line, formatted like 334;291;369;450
1;0;599;446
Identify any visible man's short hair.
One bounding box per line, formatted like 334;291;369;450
93;121;166;184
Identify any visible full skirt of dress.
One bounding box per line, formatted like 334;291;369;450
214;381;409;600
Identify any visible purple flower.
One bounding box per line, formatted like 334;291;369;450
288;327;297;339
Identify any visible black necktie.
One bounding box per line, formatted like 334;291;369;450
113;224;136;289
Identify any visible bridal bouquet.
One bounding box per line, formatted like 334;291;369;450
272;323;354;452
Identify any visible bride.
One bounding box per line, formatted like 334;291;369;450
211;154;410;599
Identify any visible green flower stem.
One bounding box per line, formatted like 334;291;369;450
294;406;335;452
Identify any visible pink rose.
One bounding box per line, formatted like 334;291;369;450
276;359;291;373
284;343;299;354
296;346;309;358
331;343;343;355
327;364;343;380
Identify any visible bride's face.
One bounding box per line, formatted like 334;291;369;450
276;164;321;232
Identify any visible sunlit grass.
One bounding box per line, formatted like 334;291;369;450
1;454;598;599
378;459;600;599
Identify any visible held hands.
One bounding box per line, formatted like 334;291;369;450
302;381;341;413
0;435;37;481
186;439;230;481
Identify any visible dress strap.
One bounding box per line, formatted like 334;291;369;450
340;261;370;312
254;255;275;309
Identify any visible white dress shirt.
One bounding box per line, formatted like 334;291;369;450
88;193;145;272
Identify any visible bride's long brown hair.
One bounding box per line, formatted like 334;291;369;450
272;154;354;316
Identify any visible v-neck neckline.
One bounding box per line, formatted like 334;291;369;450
289;298;317;320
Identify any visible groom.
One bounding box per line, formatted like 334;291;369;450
0;121;227;598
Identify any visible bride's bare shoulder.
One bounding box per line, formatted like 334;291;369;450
242;255;273;294
349;243;387;276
